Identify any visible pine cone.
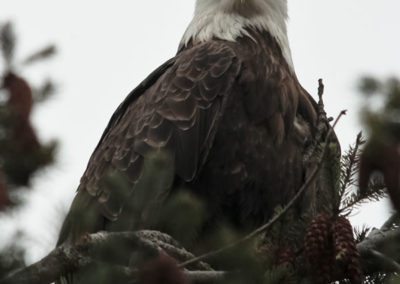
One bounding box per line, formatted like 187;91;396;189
275;246;295;267
304;213;331;262
333;217;353;262
333;217;363;284
304;213;335;283
139;253;189;284
2;72;39;151
3;72;33;121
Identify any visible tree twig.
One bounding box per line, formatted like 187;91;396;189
340;132;363;194
0;230;206;284
0;244;90;284
368;249;400;273
303;79;330;163
380;213;400;232
2;222;400;284
357;225;400;274
186;271;229;283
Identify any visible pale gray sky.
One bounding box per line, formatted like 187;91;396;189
0;0;399;263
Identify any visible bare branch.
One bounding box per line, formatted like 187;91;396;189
0;230;213;284
0;244;90;284
186;271;228;283
368;250;400;273
357;226;400;274
380;213;400;231
1;221;399;284
0;231;160;284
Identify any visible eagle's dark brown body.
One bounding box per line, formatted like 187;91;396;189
58;28;318;246
187;31;317;228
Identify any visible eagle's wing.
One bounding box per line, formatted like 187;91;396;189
78;41;241;223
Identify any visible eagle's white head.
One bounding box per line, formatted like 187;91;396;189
181;0;293;69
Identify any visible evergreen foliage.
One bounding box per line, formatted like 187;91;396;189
0;20;58;279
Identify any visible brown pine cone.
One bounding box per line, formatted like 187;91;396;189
333;217;353;262
275;246;295;267
2;72;33;121
138;253;189;284
304;213;335;283
332;217;363;284
304;213;332;262
2;72;40;151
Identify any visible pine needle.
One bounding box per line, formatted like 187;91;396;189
0;22;16;67
22;45;57;66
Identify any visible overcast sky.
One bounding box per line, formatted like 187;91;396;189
0;0;399;263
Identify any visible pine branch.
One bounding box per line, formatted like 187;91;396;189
340;175;387;215
337;128;394;217
2;223;400;284
32;80;56;103
339;132;364;198
0;230;211;284
354;225;372;243
22;45;56;66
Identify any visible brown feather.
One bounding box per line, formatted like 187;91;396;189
59;28;319;248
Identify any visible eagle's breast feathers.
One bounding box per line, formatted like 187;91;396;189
72;29;317;231
80;41;241;222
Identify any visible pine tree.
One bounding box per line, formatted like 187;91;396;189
0;21;58;279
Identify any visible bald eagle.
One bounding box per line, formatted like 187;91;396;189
58;0;320;259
